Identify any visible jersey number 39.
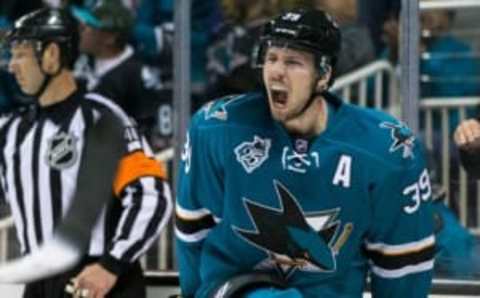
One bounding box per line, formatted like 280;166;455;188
402;169;432;214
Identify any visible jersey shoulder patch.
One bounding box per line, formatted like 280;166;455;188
336;105;420;167
195;93;265;127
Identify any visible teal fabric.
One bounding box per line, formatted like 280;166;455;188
246;288;303;298
176;92;435;298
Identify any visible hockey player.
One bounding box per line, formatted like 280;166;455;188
175;8;435;298
2;8;172;298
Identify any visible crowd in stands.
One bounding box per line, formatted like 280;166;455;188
0;0;480;279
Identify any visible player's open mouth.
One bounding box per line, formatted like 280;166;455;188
270;88;288;108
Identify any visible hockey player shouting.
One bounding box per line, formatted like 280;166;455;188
175;8;435;298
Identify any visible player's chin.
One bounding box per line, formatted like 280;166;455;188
21;87;36;95
269;107;288;122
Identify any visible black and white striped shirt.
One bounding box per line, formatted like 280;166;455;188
0;91;172;274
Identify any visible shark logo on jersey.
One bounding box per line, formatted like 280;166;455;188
234;181;350;279
235;136;271;173
380;121;415;159
202;95;244;121
45;131;79;170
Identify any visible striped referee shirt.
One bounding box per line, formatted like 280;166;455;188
0;91;172;274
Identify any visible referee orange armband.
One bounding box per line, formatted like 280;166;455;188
113;151;167;197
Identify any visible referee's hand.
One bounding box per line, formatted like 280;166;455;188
70;263;118;298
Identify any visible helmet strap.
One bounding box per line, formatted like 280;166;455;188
295;68;327;118
32;42;63;98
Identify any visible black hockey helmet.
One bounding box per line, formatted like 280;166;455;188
6;7;77;68
254;9;341;85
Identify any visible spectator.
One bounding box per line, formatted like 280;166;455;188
357;0;400;55
205;0;279;99
382;9;480;99
381;9;480;132
315;0;375;76
132;0;223;110
420;10;480;99
72;0;172;150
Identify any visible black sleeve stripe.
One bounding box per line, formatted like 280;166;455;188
122;179;168;261
116;181;143;241
175;213;216;235
32;121;43;245
366;244;436;270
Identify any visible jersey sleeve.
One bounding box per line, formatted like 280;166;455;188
175;112;226;297
366;149;435;297
95;108;173;276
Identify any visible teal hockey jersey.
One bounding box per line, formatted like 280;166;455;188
175;92;435;298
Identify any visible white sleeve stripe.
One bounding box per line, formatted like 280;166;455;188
84;93;134;127
370;259;435;279
176;203;213;220
131;181;173;261
365;235;435;255
110;177;159;258
175;227;210;243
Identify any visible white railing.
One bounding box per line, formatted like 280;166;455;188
331;60;400;117
420;0;480;10
420;97;480;230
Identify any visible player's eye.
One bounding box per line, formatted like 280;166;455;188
285;59;302;66
265;55;277;64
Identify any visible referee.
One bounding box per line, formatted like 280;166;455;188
2;7;172;298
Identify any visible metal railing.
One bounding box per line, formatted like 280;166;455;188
331;60;400;117
420;97;480;231
420;0;480;10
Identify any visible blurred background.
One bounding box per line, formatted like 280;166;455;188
1;0;480;296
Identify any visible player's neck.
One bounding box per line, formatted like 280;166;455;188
284;97;328;137
38;70;78;107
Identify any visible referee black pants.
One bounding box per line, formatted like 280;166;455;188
23;257;146;298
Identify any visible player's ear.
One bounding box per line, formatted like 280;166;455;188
42;42;61;74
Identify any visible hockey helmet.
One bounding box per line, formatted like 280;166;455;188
5;8;77;67
254;9;341;83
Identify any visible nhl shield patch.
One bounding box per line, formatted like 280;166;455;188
234;135;271;173
45;131;79;170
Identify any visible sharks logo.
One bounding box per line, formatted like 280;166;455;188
235;136;271;173
234;181;352;279
380;121;415;159
202;95;244;121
